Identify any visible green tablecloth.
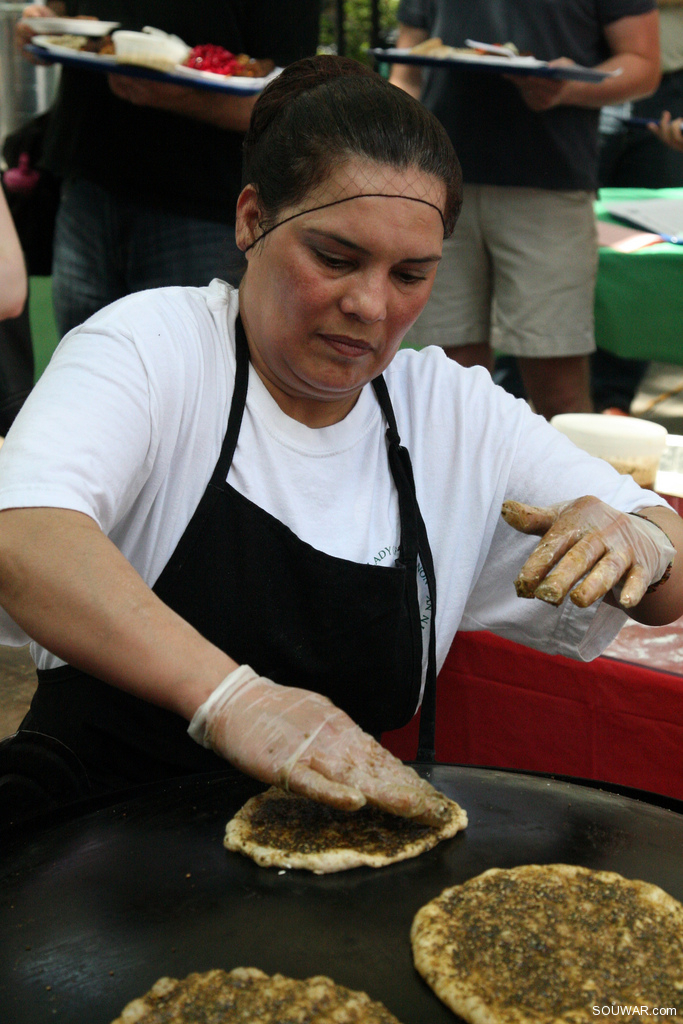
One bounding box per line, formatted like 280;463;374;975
595;187;683;364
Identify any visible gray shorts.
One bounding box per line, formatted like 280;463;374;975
404;184;598;358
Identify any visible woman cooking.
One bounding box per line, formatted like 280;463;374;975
0;56;681;820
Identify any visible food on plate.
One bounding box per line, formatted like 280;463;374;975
224;784;467;874
411;863;683;1024
409;36;485;58
83;35;114;55
184;44;275;78
40;33;89;50
112;28;190;71
110;966;404;1023
410;37;524;59
39;33;114;54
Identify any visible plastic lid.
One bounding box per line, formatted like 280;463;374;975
550;413;667;459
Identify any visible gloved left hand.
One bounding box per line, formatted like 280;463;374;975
188;666;452;825
501;495;675;609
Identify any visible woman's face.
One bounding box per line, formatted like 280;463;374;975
236;158;446;427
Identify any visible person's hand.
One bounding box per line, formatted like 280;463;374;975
648;111;683;153
15;5;55;64
188;665;452;825
501;495;675;609
505;58;575;111
107;74;195;110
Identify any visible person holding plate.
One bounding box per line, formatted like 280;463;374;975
16;1;319;336
390;0;660;420
0;56;681;821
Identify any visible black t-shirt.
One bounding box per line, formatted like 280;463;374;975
41;1;320;223
397;0;655;189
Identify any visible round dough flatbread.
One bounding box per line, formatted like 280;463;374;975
411;863;683;1024
224;785;467;874
110;967;403;1023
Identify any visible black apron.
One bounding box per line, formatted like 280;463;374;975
4;317;438;813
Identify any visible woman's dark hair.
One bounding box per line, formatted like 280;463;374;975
242;55;462;238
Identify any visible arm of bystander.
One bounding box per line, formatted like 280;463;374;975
509;10;661;112
388;24;429;100
0;188;27;321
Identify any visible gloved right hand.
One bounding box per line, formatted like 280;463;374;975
188;665;451;826
502;496;675;609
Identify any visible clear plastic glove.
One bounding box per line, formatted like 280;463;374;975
501;495;675;610
188;665;451;825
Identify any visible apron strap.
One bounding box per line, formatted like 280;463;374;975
208;314;439;762
372;374;439;763
161;315;250;576
210;313;250;487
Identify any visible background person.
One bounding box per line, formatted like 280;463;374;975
0;57;680;822
390;0;661;419
17;1;320;336
0;187;33;437
0;187;27;322
600;0;683;184
592;0;683;414
650;107;683;146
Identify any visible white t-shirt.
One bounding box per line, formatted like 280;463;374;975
0;280;668;677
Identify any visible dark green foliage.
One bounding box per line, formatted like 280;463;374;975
319;0;400;65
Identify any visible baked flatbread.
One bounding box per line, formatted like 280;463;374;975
411;863;683;1024
224;785;467;874
110;967;403;1023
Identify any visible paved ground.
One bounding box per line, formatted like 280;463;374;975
632;361;683;434
1;359;682;741
0;644;38;740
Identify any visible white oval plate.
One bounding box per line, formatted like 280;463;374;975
31;36;117;62
174;64;282;89
19;18;120;37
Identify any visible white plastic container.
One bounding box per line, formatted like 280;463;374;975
550;413;667;489
112;27;189;71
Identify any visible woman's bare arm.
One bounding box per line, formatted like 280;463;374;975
0;505;451;821
0;506;238;719
0;189;27;321
621;505;683;624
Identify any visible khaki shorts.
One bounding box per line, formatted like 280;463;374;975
404;184;598;358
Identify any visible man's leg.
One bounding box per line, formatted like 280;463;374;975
126;202;245;293
52;179;127;337
486;186;597;418
444;342;493;371
517;354;593;420
402;185;493;364
53;180;245;341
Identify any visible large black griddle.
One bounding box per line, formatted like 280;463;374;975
1;764;683;1024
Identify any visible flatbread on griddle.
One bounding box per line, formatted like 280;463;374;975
411;863;683;1024
224;785;467;874
110;966;404;1023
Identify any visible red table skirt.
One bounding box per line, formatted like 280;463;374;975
383;629;683;802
